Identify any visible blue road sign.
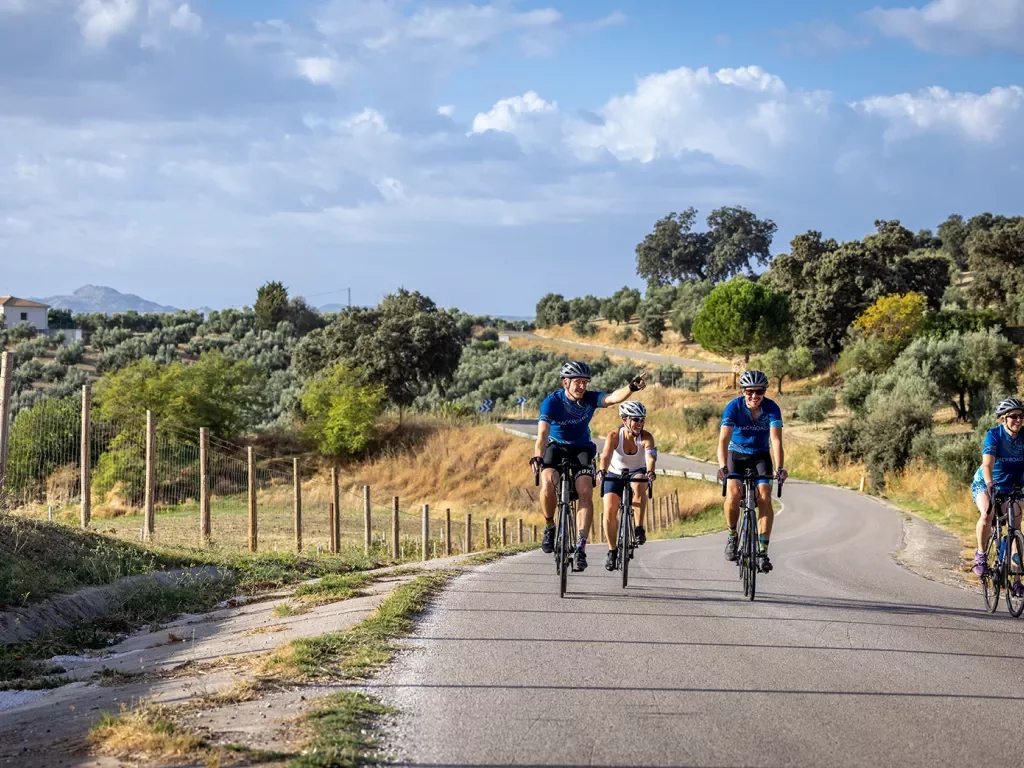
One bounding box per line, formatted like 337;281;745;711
515;396;528;405
479;399;494;413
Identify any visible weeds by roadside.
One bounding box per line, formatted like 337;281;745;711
287;691;396;768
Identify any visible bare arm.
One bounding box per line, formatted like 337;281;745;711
642;430;657;476
983;453;995;487
717;425;733;469
601;372;648;407
599;430;618;473
535;421;550;459
770;425;786;479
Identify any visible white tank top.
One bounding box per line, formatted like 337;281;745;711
609;428;647;474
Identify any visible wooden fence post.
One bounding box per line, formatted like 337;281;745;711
144;410;155;541
329;468;342;552
364;485;372;555
675;489;680;520
465;513;473;553
445;509;452;557
532;524;537;543
421;504;429;561
500;517;507;547
0;352;10;511
80;384;92;529
517;518;523;545
199;427;210;542
484;518;491;549
293;457;302;553
392;496;400;559
247;446;257;552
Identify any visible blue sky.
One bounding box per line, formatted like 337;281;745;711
1;1;1022;315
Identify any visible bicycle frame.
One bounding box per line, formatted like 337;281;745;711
983;487;1024;617
535;454;595;597
600;468;652;587
722;468;783;601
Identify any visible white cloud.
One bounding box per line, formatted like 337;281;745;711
296;55;350;86
76;0;138;49
472;91;558;133
854;85;1024;142
168;3;201;33
866;0;1024;53
565;66;830;170
438;104;455;117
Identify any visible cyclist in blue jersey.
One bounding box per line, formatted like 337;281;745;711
716;369;787;573
530;361;647;571
971;397;1024;592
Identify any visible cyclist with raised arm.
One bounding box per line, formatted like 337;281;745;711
531;361;647;571
599;401;657;571
971;397;1024;596
717;369;787;573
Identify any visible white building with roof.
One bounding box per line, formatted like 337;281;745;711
0;296;50;331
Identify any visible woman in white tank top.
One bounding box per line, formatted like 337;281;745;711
598;401;658;571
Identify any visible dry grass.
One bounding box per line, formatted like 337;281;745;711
242;624;289;636
532;320;734;367
89;702;207;764
885;460;979;546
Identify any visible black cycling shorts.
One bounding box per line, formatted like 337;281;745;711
727;451;773;486
542;442;596;478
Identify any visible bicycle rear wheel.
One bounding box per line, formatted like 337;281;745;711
738;512;749;596
1006;529;1024;618
746;507;757;602
982;532;1000;613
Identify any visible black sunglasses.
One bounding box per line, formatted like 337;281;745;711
744;389;766;396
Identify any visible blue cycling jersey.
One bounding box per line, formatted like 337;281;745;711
972;425;1024;491
721;396;783;454
539;389;606;448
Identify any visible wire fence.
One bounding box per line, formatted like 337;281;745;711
0;380;537;559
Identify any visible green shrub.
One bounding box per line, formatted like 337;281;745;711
862;395;932;489
55;340;85;366
571;318;597;337
937;436;981;487
301;363;386;457
40;361;67;383
910;430;940;466
820;420;864;469
682;403;721;431
614;327;633;343
840;369;875;415
799;389;836;425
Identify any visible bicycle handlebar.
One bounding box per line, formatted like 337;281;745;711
720;471;785;499
597;469;654;499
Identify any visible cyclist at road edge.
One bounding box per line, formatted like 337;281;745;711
971;397;1024;596
717;369;787;573
598;401;657;571
531;361;648;571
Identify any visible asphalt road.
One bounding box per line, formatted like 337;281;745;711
505;331;733;373
376;426;1024;767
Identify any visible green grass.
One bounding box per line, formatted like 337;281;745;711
263;570;457;682
648;505;727;540
292;572;382;606
287;691;396;768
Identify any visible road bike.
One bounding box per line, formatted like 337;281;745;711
536;455;596;598
980;486;1024;617
722;468;783;601
599;468;652;588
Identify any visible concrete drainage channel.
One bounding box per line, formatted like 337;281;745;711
0;567;233;646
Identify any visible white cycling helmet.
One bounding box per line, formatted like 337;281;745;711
995;397;1024;417
739;369;769;389
619;401;647;419
559;360;592;379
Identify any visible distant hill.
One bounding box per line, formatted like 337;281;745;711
33;285;180;314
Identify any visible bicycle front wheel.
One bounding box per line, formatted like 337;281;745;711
746;508;757;602
1006;529;1024;618
558;505;570;598
621;509;631;589
982;532;1000;613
